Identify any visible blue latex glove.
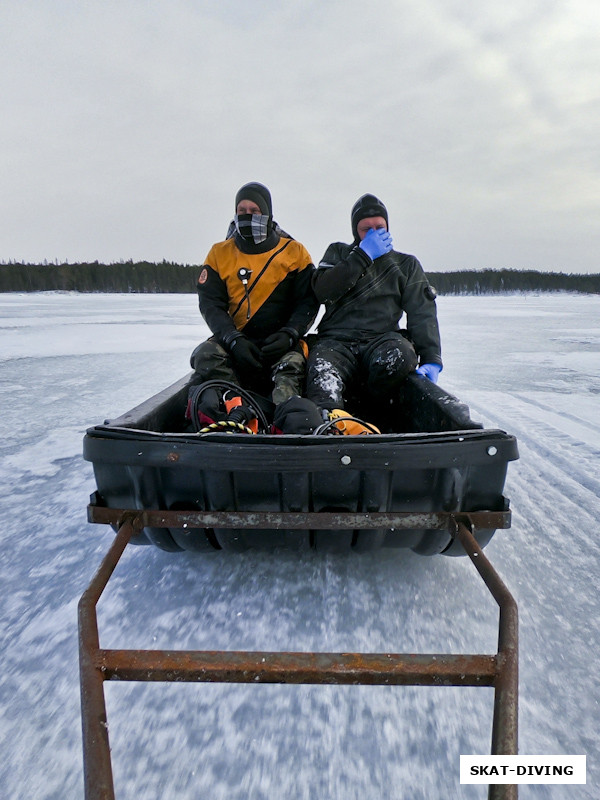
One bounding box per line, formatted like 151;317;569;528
416;363;442;383
359;228;393;260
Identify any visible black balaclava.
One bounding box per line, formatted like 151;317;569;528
234;182;275;248
235;182;272;217
351;193;389;242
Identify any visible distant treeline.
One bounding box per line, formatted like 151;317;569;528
0;260;198;293
1;260;598;295
427;269;600;295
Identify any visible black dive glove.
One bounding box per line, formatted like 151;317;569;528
227;333;263;371
261;328;298;363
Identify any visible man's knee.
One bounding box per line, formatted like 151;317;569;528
306;348;348;409
273;349;305;376
271;350;306;404
366;337;418;392
190;339;234;381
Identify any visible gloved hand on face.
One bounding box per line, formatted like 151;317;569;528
359;228;393;260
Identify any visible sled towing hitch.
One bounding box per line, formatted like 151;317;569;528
79;508;518;800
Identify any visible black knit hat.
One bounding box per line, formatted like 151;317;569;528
351;193;388;241
235;182;272;217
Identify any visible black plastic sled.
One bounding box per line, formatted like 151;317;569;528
83;372;518;555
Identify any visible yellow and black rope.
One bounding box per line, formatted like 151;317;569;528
198;420;256;435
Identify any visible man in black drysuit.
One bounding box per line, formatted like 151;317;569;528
306;193;443;411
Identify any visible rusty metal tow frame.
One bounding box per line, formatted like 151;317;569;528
79;508;518;800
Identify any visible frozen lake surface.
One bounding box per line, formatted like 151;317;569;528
1;291;598;799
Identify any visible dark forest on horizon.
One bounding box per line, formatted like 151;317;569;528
1;260;598;295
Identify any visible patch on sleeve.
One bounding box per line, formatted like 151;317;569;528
424;284;437;300
198;268;208;285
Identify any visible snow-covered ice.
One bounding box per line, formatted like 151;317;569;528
0;291;598;799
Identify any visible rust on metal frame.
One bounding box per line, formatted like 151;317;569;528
79;509;518;800
87;505;513;533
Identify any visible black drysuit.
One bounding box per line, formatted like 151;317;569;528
306;241;442;409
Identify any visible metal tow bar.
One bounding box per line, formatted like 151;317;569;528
79;509;518;800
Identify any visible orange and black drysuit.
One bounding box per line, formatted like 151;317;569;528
191;227;318;403
197;233;317;348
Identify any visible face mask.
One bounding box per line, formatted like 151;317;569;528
234;213;271;245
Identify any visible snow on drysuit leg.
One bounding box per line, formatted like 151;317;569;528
362;332;418;397
306;339;359;410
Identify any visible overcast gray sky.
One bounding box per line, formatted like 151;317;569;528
1;1;599;272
